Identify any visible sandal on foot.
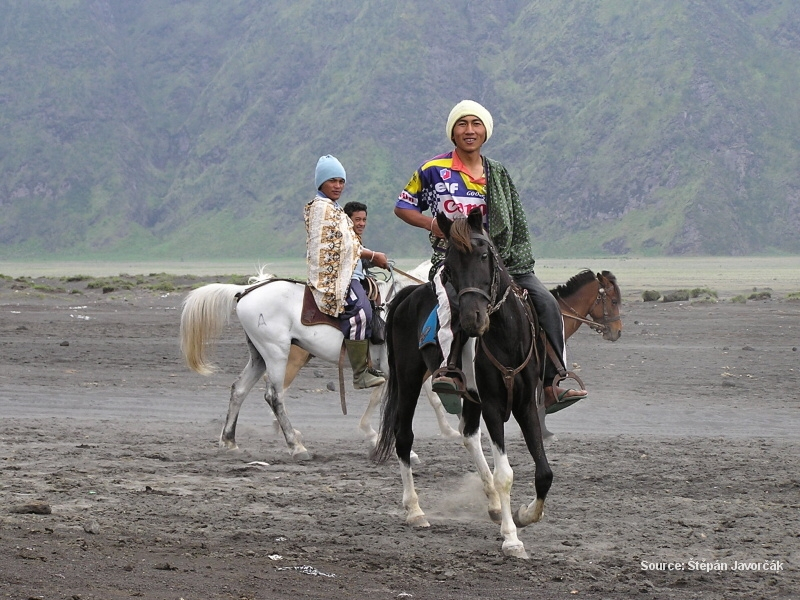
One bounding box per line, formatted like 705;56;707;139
545;387;588;415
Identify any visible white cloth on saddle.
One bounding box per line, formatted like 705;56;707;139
304;194;362;316
434;266;455;361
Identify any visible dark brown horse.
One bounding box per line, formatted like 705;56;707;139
543;269;622;418
374;210;553;558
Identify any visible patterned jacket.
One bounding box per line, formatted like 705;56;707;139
304;195;361;316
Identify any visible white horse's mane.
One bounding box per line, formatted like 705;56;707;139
248;264;275;284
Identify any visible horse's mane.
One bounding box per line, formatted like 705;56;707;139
550;269;620;298
448;218;474;253
248;265;275;284
550;270;596;297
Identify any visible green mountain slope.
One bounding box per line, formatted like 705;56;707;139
1;0;798;260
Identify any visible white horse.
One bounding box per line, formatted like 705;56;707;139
284;261;461;450
180;262;459;461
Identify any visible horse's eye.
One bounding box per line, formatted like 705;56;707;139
481;252;489;261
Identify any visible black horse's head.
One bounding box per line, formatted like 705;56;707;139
437;208;498;337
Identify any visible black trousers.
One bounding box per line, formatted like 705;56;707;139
512;272;567;385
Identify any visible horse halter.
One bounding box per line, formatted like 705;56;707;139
595;285;621;325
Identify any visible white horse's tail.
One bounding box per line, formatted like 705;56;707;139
180;283;246;375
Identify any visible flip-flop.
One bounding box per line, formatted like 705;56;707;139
431;377;464;415
545;389;588;415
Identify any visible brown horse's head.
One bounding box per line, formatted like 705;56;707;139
551;270;623;341
594;271;622;341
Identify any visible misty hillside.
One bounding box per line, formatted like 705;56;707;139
1;0;799;261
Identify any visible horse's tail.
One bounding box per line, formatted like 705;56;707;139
372;374;398;464
180;283;246;375
372;285;418;464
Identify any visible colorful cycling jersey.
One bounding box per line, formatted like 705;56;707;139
395;151;488;226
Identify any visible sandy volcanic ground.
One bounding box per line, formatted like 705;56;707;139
0;279;798;599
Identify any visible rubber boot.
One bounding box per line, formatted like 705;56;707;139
344;339;385;389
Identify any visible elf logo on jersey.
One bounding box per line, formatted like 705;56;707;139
440;168;451;181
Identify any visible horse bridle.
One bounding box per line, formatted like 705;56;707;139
453;233;511;314
557;279;620;335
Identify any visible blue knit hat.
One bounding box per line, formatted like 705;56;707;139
315;155;347;189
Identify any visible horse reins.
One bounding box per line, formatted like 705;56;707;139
389;266;426;285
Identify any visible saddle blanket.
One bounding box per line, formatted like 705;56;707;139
419;305;439;349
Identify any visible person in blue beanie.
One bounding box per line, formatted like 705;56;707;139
304;155;388;389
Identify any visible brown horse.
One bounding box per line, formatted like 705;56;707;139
544;269;622;417
553;269;622;342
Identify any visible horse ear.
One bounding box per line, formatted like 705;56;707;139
596;272;610;294
436;212;451;238
467;207;483;232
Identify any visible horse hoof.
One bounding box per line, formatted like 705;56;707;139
530;500;545;523
540;424;557;441
410;451;421;466
407;515;430;528
502;543;529;560
488;508;502;524
513;501;544;528
219;441;239;451
292;451;312;462
360;430;378;447
513;509;524;528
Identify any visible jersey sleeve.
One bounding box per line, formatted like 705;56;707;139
395;168;427;212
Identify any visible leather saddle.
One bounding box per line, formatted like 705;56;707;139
301;286;340;328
